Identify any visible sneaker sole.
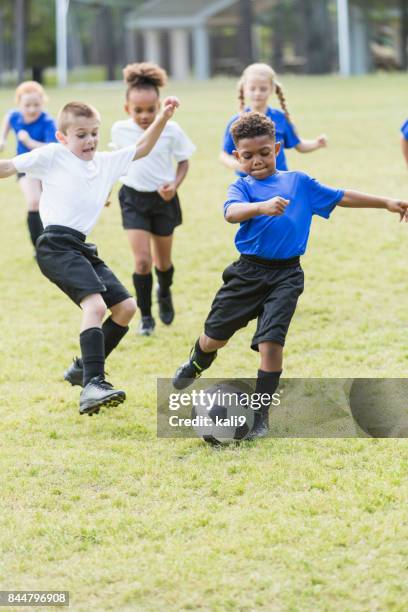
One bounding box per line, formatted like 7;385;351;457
80;391;126;416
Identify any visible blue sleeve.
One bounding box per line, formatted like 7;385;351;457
306;175;344;219
401;120;408;140
224;180;248;215
283;118;300;149
42;117;57;143
222;116;238;154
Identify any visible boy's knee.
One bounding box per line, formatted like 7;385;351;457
200;334;228;352
135;258;152;275
94;301;108;320
118;297;137;320
82;296;107;320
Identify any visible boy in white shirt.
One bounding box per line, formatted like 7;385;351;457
0;97;179;415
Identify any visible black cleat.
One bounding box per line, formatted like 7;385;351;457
172;359;203;390
157;287;175;325
138;316;155;336
245;412;269;441
79;376;126;416
64;357;84;387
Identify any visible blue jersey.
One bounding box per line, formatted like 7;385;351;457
401;119;408;140
9;110;57;155
224;171;344;260
222;106;300;174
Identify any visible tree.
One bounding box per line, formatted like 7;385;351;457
298;0;334;73
26;0;56;82
238;0;254;68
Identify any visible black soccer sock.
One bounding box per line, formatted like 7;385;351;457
255;370;282;416
102;316;129;358
133;272;153;317
80;327;105;386
191;339;218;372
27;211;43;247
155;265;174;298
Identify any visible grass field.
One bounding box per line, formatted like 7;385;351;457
1;74;408;611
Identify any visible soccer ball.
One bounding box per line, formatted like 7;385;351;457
349;378;408;437
191;380;256;445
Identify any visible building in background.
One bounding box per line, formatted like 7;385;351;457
0;0;407;85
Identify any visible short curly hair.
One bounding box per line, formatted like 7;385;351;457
230;112;276;145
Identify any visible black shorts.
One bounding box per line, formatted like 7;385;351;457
119;185;182;236
36;225;131;307
204;254;304;351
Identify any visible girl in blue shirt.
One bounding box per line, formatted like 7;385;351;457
0;81;57;250
220;63;327;175
175;112;408;442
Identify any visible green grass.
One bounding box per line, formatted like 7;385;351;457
1;75;408;610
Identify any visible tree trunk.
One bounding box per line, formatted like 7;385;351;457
101;6;115;81
15;0;25;83
300;0;333;74
238;0;254;68
401;0;408;70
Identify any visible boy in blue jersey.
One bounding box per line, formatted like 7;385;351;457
173;112;408;441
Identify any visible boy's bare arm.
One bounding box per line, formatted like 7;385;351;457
339;190;408;221
0;159;17;178
225;197;289;223
133;96;180;161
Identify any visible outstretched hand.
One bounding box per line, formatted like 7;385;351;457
387;200;408;222
161;96;180;120
317;134;328;148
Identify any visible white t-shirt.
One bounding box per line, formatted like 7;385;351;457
110;119;195;192
13;143;136;235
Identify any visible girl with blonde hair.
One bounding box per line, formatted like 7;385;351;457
220;63;327;175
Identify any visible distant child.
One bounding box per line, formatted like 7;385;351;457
0;97;179;415
400;119;408;168
220;63;327;175
111;63;195;336
174;112;408;441
0;81;57;249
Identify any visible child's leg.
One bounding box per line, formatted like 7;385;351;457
152;233;175;325
103;297;137;357
247;341;283;440
127;229;153;318
18;176;43;246
173;334;228;390
80;293;107;386
152;233;173;297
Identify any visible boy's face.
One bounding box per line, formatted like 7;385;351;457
19;93;43;123
125;88;160;130
233;135;281;179
56;116;100;161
